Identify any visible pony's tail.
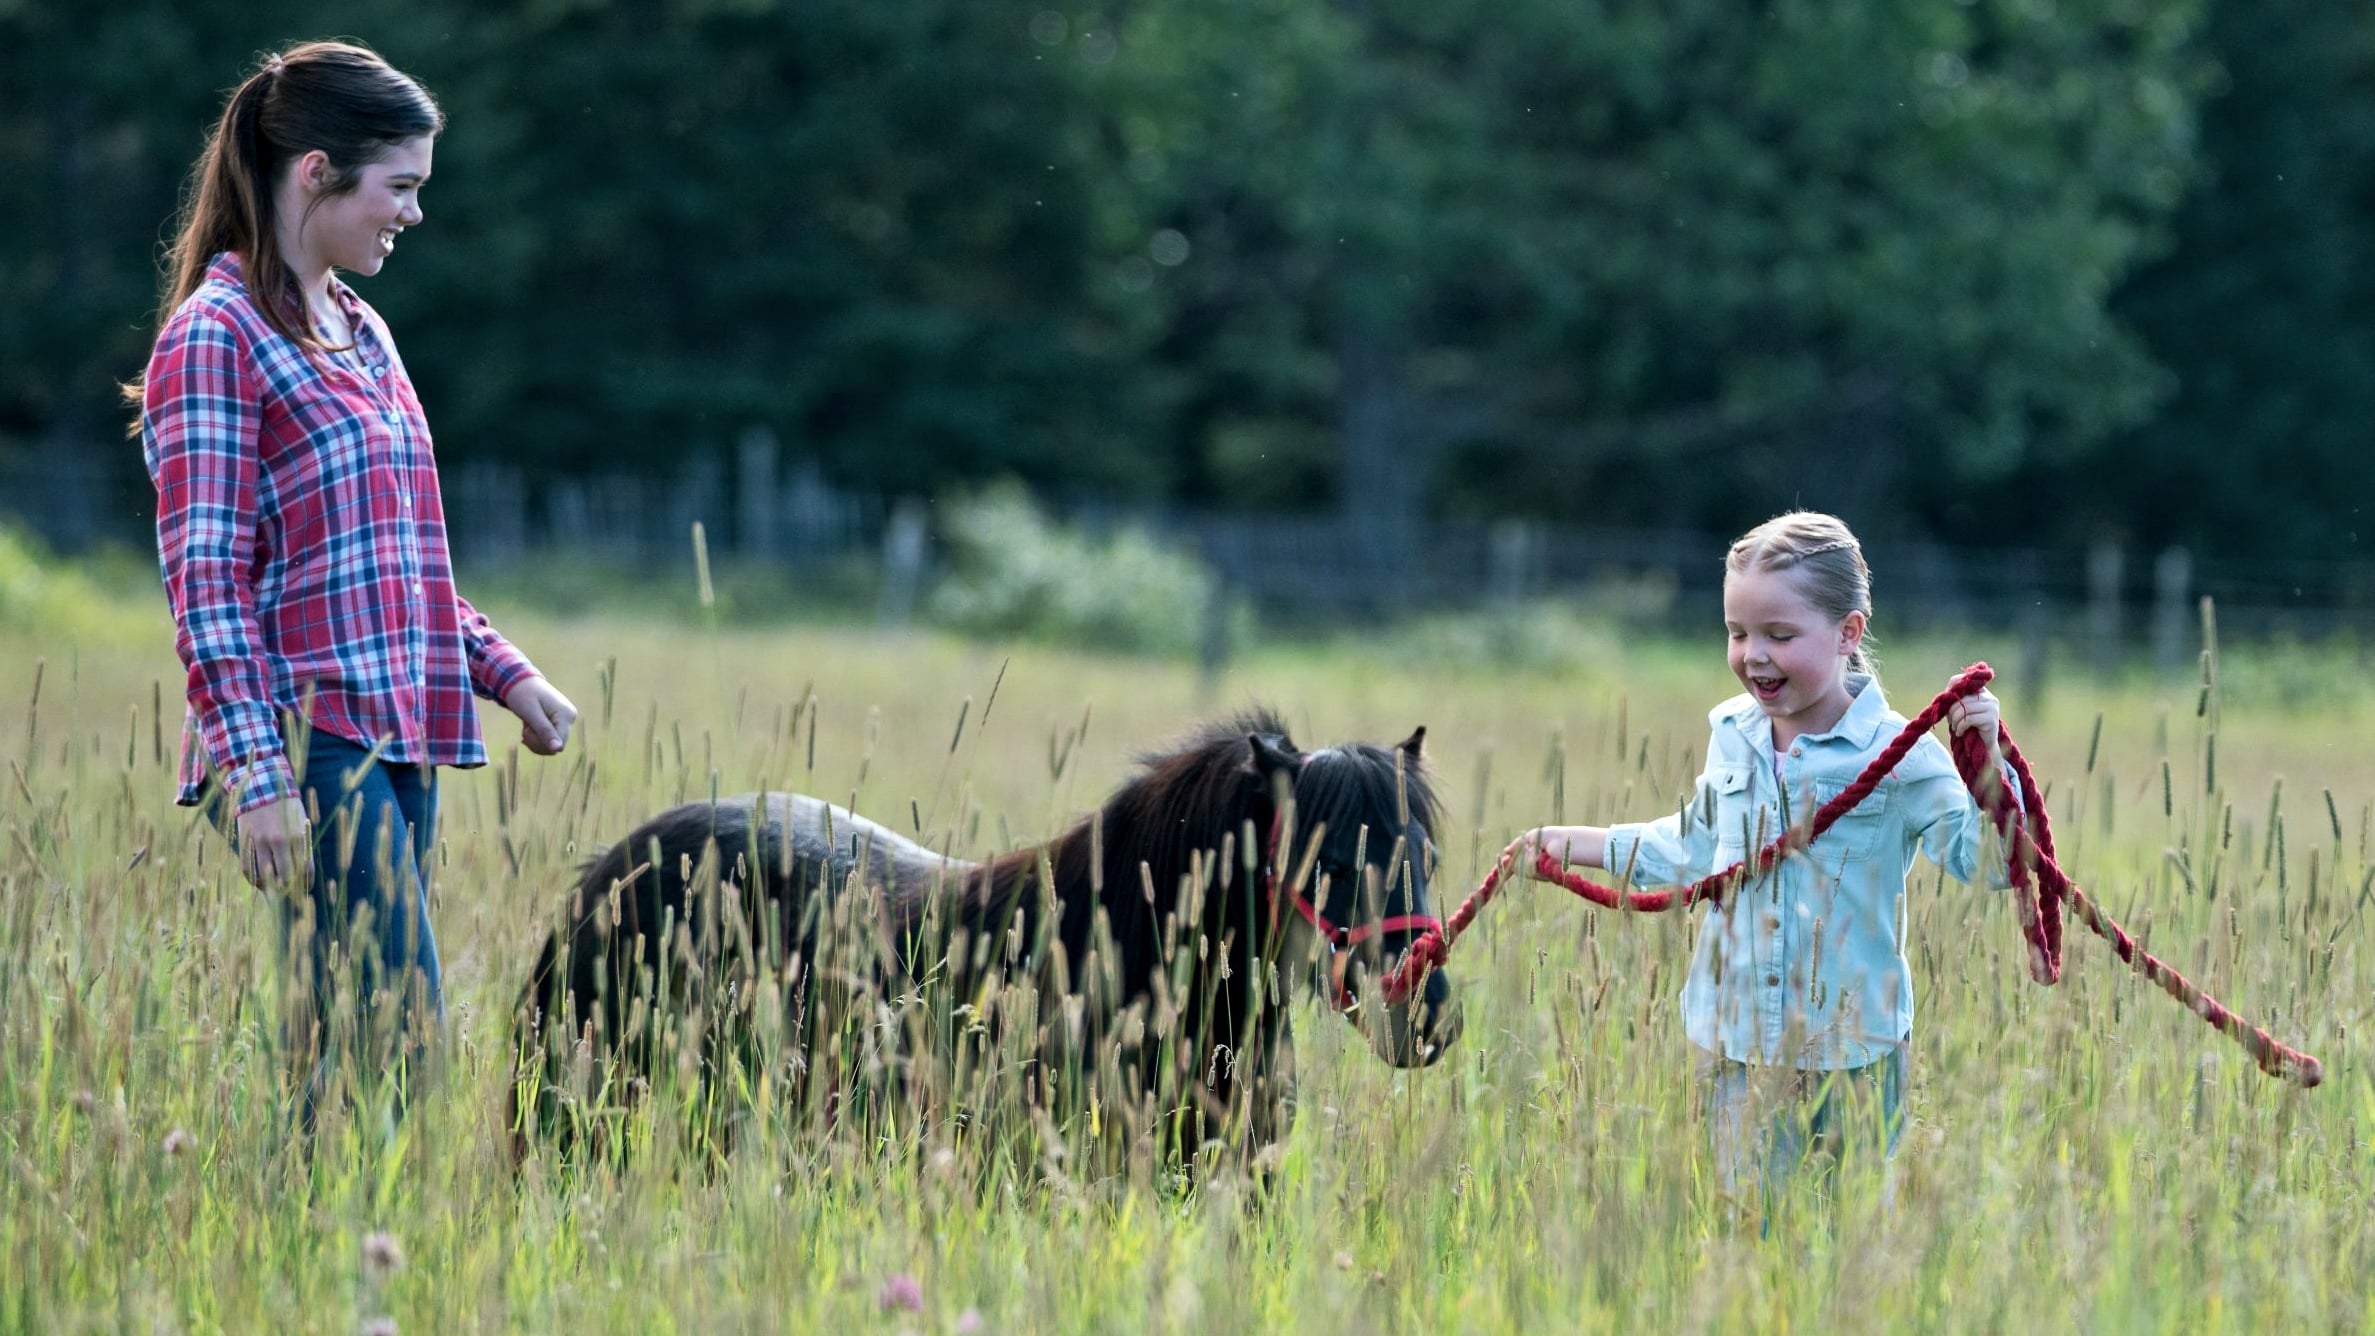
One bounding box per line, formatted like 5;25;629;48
507;929;563;1173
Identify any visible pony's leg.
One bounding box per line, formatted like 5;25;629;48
1237;1026;1298;1202
1245;1026;1297;1174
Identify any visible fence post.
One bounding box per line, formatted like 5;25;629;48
1197;576;1234;701
1490;520;1537;607
2087;538;2124;675
2017;604;2051;722
672;453;724;565
448;461;518;564
2151;546;2193;678
879;498;929;627
738;425;779;560
547;476;589;551
2007;548;2049;719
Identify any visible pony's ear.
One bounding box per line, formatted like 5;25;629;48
1397;726;1426;761
1246;732;1302;780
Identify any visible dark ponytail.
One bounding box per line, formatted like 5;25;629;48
170;68;282;334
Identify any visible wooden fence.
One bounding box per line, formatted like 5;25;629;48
7;437;2369;652
427;445;2374;655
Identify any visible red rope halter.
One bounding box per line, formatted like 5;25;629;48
1378;662;2324;1088
1263;806;1444;1013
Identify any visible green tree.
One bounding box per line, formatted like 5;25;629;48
1100;0;2205;545
0;0;501;543
0;0;2221;565
0;0;377;545
2084;0;2375;566
391;0;1157;494
0;0;1166;536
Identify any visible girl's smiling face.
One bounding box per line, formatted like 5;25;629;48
1724;564;1865;745
291;134;433;281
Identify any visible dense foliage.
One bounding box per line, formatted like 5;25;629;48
5;0;2366;570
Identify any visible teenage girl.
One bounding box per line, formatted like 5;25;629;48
136;41;578;1123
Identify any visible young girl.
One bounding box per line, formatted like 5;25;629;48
1523;511;2009;1204
134;41;578;1124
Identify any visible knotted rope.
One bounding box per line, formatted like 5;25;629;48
1379;662;2323;1087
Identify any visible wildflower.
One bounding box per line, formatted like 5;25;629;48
162;1127;194;1158
362;1231;406;1280
878;1272;925;1314
361;1318;397;1336
956;1309;984;1334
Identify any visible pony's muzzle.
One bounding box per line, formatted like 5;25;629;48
1357;967;1463;1068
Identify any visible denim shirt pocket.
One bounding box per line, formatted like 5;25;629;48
1705;762;1753;859
1808;779;1891;862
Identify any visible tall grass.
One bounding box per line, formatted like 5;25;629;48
0;589;2367;1332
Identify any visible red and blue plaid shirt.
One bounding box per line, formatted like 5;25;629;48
142;252;540;815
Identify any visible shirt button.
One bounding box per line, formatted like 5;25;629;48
372;366;386;379
1762;914;1781;931
412;582;424;596
1765;974;1781;987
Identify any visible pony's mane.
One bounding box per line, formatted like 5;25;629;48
1097;707;1292;900
967;709;1282;917
1296;737;1442;844
964;708;1437;956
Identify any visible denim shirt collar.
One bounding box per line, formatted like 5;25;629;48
1717;671;1887;758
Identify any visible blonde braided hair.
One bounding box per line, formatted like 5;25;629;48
1725;512;1878;681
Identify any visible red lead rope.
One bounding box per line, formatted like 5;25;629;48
1378;662;2324;1088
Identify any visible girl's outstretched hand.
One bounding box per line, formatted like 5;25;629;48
505;676;578;756
1514;825;1607;877
1508;830;1546;880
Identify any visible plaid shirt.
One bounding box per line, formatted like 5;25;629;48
142;252;539;815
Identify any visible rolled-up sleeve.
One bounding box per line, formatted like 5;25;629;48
1912;762;2024;888
143;310;292;814
456;592;539;703
1603;767;1725;888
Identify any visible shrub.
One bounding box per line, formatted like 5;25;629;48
1378;598;1628;676
0;525;156;644
927;484;1238;657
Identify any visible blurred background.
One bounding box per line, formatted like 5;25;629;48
2;0;2369;653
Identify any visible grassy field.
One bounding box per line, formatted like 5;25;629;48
1;576;2369;1333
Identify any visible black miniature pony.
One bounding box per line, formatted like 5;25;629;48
510;709;1463;1170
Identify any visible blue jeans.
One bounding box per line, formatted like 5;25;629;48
1701;1046;1904;1215
209;729;442;1127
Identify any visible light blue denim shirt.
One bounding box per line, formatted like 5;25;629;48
1601;674;2012;1071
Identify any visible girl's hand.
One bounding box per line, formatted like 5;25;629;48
1507;830;1546;879
1515;825;1607;876
1946;688;2001;741
1947;687;2006;781
236;795;311;890
505;676;578;756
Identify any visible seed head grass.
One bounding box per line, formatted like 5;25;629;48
0;594;2367;1332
